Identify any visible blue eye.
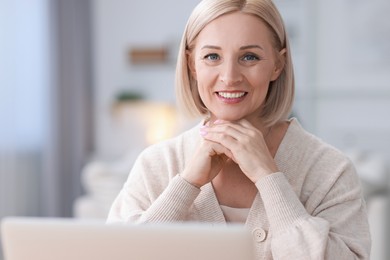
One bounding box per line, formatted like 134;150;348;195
204;53;220;61
242;54;260;61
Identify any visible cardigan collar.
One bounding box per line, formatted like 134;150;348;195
187;117;307;226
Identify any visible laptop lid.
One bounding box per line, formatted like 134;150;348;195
1;217;255;260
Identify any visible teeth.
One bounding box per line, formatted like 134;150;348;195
218;92;246;99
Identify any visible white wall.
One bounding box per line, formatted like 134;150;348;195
92;0;200;159
314;0;390;161
92;0;390;163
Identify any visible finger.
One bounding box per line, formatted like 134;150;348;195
213;119;247;133
205;124;243;141
235;118;254;129
237;119;272;139
203;139;236;162
207;121;262;144
210;141;235;161
212;119;262;138
202;131;243;163
208;119;256;140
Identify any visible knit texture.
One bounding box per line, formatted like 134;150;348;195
108;118;371;259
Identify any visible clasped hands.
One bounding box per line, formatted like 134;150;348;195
182;119;278;188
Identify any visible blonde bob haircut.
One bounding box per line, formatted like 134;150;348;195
175;0;294;127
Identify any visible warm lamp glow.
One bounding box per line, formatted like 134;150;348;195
112;101;178;147
143;103;177;144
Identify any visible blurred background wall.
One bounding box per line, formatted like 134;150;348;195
1;0;389;259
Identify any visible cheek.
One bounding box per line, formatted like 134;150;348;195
195;66;218;88
247;66;275;86
246;73;267;88
196;70;218;104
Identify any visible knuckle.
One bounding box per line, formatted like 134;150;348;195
217;132;229;142
235;142;246;152
247;129;257;138
241;135;251;144
217;125;229;133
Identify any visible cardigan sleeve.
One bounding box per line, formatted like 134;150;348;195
256;169;371;260
107;144;201;224
107;175;200;223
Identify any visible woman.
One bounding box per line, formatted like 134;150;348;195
108;0;371;259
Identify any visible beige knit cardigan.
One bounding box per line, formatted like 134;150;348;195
108;118;371;259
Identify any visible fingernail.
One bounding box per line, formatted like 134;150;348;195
200;129;207;136
214;119;223;124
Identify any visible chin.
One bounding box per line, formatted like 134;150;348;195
214;113;246;122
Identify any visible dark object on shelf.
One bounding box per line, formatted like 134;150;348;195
115;91;144;102
129;47;169;64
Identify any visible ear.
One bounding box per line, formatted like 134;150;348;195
186;50;197;80
271;48;286;81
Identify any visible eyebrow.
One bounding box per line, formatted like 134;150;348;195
240;45;263;50
200;45;263;50
201;45;221;50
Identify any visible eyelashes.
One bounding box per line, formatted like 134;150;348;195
241;53;260;61
203;53;220;61
201;52;262;64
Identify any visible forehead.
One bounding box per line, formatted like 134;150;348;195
195;12;273;49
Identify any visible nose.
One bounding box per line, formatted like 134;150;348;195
219;59;242;86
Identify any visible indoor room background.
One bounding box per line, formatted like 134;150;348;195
1;0;389;259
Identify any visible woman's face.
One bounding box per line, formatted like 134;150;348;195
190;12;283;122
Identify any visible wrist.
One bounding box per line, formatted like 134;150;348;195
250;166;278;183
180;172;203;189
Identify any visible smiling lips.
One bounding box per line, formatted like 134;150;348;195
216;91;248;103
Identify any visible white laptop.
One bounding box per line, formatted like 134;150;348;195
1;217;255;260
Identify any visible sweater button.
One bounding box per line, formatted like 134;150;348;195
252;228;267;242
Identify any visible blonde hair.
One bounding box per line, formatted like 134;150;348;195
175;0;294;127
